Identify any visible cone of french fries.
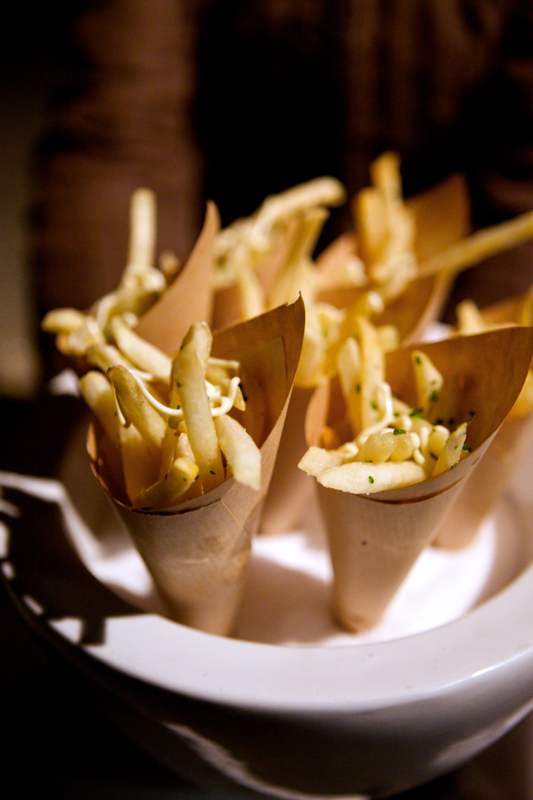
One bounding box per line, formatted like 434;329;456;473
42;187;306;635
254;156;471;534
433;287;533;548
299;317;533;631
85;298;304;635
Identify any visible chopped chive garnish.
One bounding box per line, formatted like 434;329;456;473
368;475;375;484
393;428;406;435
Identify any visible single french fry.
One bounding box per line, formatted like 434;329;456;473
107;365;166;458
214;414;261;491
418;208;533;280
433;421;468;476
133;456;199;509
79;370;120;447
298;445;347;476
118;419;160;502
172;338;224;492
353;187;387;267
267;208;326;309
316;460;426;494
86;342;134;373
357;316;386;431
125;187;157;272
370;151;402;201
41;307;86;334
335;336;361;434
356;430;397;463
109;316;172;380
389;431;420;462
235;265;266;320
455;299;486;334
294;314;327;388
180;321;213;374
411;350;444;414
175;431;195;461
252;176;345;246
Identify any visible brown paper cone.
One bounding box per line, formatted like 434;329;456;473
435;292;533;548
135;201;220;356
259;384;317;535
305;325;533;631
433;412;533;549
87;297;305;635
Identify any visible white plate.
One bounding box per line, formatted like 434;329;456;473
3;395;533;798
2;407;533;708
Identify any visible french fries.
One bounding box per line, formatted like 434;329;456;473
41;188;262;510
213;166;409;388
299;317;473;494
41;188;174;358
418;207;533;280
76;319;261;509
171;335;225;493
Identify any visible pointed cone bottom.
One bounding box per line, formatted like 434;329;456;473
304;325;533;631
87;297;305;636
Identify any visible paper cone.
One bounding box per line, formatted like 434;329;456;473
87;297;305;635
135;201;220;356
433;411;533;549
435;292;533;548
259;384;317;534
304;326;533;631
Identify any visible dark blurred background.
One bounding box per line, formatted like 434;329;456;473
0;5;64;403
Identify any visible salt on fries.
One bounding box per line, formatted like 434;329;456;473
299;317;472;494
